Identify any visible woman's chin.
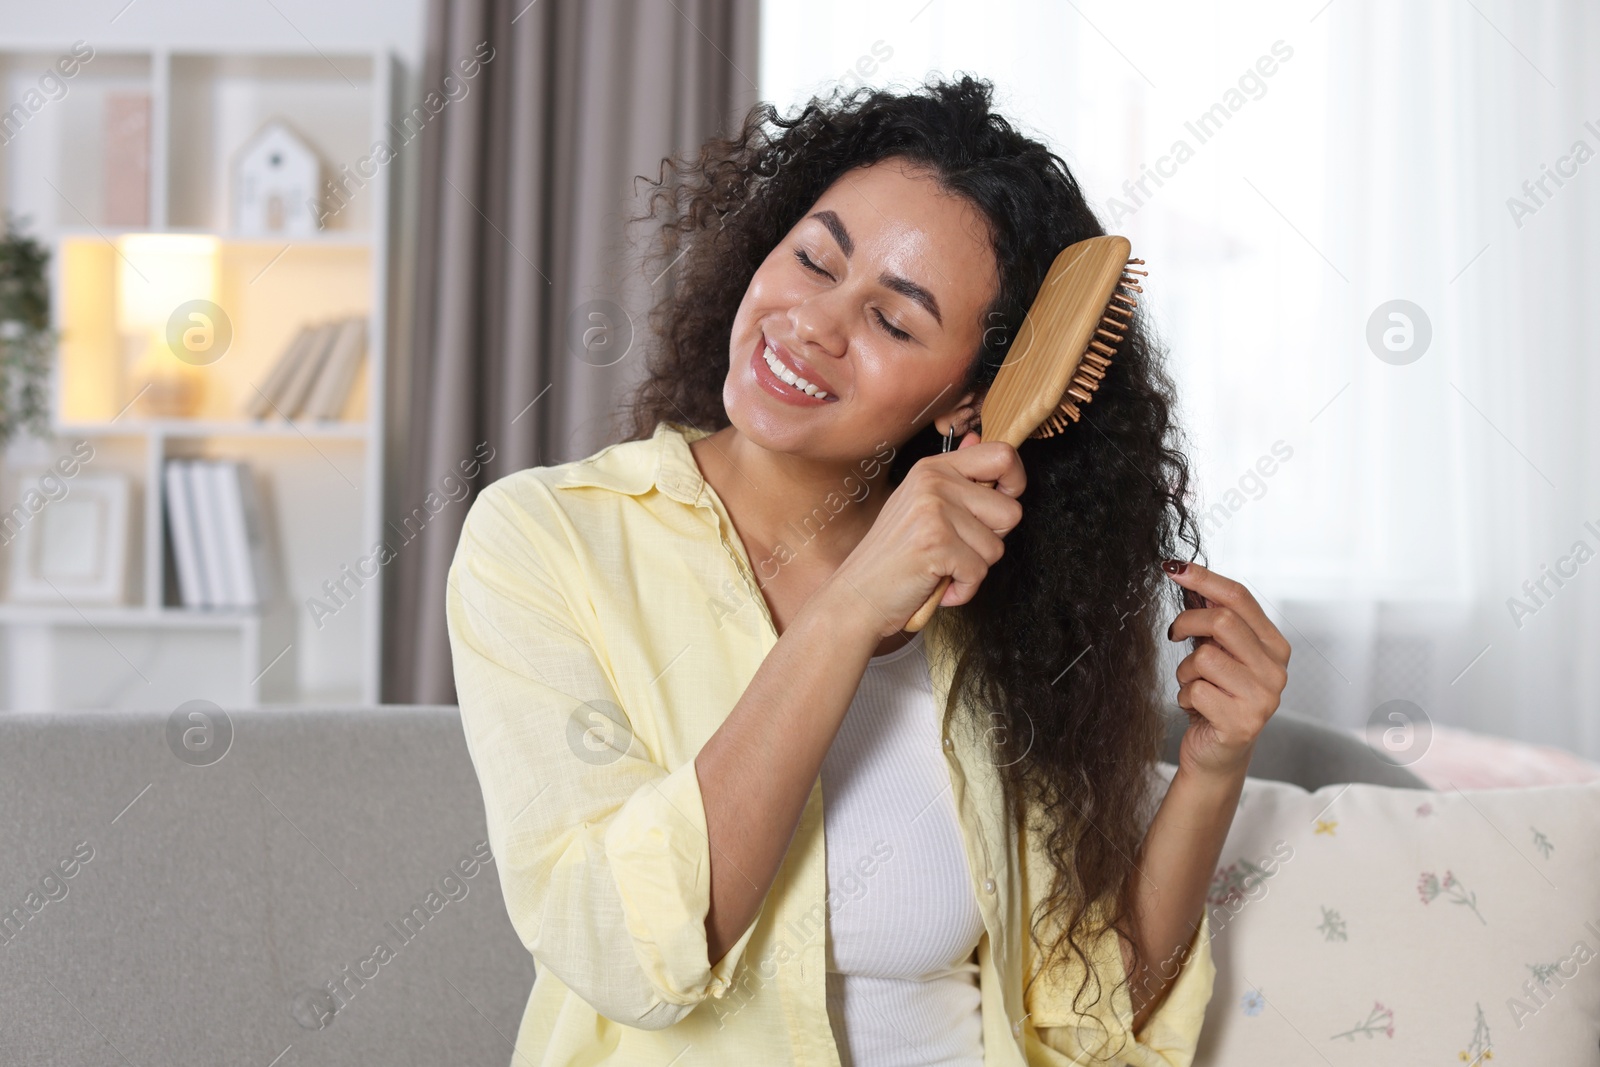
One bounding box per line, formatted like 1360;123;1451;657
726;401;800;447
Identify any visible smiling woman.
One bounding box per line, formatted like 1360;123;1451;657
446;75;1287;1067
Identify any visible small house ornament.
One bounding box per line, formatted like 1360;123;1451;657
233;120;322;236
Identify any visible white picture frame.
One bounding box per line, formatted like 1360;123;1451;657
7;473;132;605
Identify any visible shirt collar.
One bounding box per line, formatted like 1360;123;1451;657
553;417;967;726
552;419;712;506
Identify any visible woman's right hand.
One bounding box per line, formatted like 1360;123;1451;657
823;431;1026;639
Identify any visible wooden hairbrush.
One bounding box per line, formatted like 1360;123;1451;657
903;234;1144;632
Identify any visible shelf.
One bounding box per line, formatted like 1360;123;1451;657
0;603;262;628
168;52;377;234
55;234;372;425
58;419;368;439
0;44;393;710
0;50;153;232
53;226;375;248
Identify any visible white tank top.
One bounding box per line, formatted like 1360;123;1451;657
821;628;986;1067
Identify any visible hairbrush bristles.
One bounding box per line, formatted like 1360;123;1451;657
1029;258;1145;439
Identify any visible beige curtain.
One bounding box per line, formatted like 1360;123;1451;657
385;0;761;703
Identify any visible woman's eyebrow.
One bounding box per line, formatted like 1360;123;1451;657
878;273;942;327
808;209;943;327
809;210;855;256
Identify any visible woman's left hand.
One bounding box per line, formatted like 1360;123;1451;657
1162;560;1291;781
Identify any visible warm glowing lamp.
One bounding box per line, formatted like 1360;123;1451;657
116;234;221;418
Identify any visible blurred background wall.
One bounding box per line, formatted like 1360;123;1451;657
0;0;1595;765
761;0;1600;760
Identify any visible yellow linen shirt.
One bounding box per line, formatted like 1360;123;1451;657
445;418;1216;1066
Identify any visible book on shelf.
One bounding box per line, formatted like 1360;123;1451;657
304;317;367;420
164;458;271;610
243;324;311;420
164;461;211;608
185;460;233;607
246;314;367;421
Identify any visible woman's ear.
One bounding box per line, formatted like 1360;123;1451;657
936;389;985;437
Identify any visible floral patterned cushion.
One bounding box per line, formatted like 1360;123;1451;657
1156;763;1600;1064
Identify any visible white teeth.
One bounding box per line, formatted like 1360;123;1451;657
764;344;829;399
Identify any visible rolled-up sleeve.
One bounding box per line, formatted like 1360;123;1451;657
445;481;763;1031
1026;910;1214;1066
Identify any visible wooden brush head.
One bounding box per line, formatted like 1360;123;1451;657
901;235;1143;633
975;235;1142;448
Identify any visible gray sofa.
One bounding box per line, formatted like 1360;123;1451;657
0;704;1421;1064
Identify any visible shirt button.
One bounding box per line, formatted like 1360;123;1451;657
983;877;996;894
942;737;954;751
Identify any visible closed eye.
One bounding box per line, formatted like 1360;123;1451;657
792;248;913;342
874;310;911;341
793;247;831;279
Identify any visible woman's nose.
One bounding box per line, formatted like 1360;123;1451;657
789;294;849;356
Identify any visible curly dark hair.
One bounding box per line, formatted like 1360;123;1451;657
621;74;1204;1045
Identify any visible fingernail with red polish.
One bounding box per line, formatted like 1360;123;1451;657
1161;559;1188;575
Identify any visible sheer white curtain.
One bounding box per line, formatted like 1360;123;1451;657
760;0;1600;758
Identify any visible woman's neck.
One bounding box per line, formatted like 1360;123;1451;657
688;425;891;572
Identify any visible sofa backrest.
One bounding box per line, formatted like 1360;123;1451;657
0;706;533;1065
1163;705;1427;790
0;701;1419;1064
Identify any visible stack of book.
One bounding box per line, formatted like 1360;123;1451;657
165;459;272;609
245;315;367;421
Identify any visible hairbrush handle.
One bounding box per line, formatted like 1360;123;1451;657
900;235;1141;634
905;519;989;630
906;576;958;631
903;415;1033;632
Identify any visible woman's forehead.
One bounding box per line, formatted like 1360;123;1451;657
805;162;998;315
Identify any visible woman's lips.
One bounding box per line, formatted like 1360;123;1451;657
764;335;837;396
750;334;838;405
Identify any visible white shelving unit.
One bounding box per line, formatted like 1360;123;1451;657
0;45;398;709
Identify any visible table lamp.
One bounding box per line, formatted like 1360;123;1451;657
116;234;220;418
